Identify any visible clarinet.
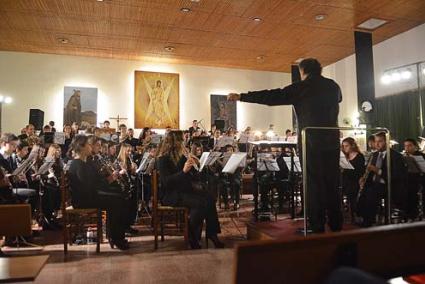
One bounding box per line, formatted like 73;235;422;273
358;153;374;201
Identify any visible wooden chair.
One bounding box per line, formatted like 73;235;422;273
61;171;102;254
151;170;189;249
235;222;425;284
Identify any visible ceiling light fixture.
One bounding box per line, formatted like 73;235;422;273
164;46;175;52
180;7;191;12
357;18;388;30
401;70;412;80
253;17;262;22
96;0;104;2
315;14;326;21
380;74;392;85
58;38;69;44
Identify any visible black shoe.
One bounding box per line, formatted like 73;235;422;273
109;239;129;250
207;235;225;249
125;227;139;236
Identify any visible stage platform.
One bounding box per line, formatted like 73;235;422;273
247;218;359;240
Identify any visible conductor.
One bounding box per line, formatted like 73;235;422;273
227;58;343;233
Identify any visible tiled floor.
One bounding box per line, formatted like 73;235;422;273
29;238;234;284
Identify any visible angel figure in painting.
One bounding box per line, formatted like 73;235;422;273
143;77;175;128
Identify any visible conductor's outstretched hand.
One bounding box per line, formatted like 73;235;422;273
227;93;241;101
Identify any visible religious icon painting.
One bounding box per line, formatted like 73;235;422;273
63;86;98;130
210;94;237;131
134;71;180;129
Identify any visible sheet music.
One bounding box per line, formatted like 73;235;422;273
205;152;222;167
238;133;250;144
136;153;150;174
257;153;280;172
339;152;355;170
199;152;210;172
11;146;39;176
283;157;302;172
222;153;247;174
217;136;235;148
54;132;66;145
412;155;425;173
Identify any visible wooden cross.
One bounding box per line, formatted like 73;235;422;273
109;115;128;128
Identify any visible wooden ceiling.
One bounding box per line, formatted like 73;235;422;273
0;0;424;72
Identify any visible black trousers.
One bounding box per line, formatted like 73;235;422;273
306;147;343;232
177;190;221;241
357;183;386;226
77;192;127;241
406;173;420;219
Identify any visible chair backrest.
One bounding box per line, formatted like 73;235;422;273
151;170;159;213
60;171;71;211
234;222;425;284
0;204;32;236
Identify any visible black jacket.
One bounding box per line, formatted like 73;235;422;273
240;75;342;149
157;155;192;206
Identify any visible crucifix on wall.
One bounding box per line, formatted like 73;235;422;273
109;114;128;129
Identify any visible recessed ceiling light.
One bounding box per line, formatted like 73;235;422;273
96;0;104;2
190;0;201;2
315;14;326;21
164;46;175;52
58;38;69;44
180;7;191;12
357;18;388;30
253;17;262;22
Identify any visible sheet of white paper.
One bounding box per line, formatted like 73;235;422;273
54;132;66;145
257;153;280;172
339;152;355;170
222;153;247;174
283;157;302;172
199;152;210;172
136;153;150;174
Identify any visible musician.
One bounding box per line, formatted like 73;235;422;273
13;140;30;167
188;120;200;137
105;142;118;163
0;133;37;203
139;145;157;213
219;144;241;210
71;122;79;138
18;124;35;141
208;129;221;150
40;144;63;226
139;127;152;148
103;120;111;129
157;131;224;249
403;138;424;220
358;132;408;227
209;124;217;136
68;135;129;250
125;128;140;148
60;124;73;158
118;124;128;143
341;137;365;223
115;143;139;235
228;58;343;232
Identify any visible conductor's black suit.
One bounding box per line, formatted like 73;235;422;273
240;74;343;232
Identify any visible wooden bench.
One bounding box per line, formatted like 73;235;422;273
234;222;425;284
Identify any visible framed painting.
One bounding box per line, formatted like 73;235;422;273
134;71;179;129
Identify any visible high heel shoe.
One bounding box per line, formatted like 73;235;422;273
207;235;225;249
109;239;130;250
189;239;202;250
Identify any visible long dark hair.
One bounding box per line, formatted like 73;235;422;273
70;135;88;155
342;137;360;155
157;131;185;165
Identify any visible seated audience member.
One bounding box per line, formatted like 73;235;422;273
157;131;224;249
358;132;407;227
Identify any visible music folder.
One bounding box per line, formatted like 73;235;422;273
136;153;150;174
257;153;280;172
339;152;355;170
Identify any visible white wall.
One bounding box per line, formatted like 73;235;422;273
0;51;293;134
323;23;425;126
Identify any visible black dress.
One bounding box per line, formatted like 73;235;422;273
68;159;127;241
157;155;221;241
341;153;365;221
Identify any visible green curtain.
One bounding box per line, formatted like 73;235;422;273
375;89;421;151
